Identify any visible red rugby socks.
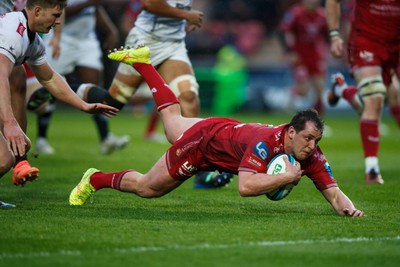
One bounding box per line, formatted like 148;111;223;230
360;119;379;158
133;63;179;111
342;85;358;104
90;170;132;191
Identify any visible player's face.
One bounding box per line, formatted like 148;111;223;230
34;6;63;33
289;121;322;161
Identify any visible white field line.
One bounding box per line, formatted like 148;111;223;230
1;236;399;259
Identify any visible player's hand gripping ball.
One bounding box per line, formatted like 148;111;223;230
266;153;296;201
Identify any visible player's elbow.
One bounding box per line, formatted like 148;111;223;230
238;182;256;197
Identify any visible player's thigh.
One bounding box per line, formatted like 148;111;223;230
74;39;103;73
75;66;101;84
353;66;382;82
112;70;142;87
158;60;199;116
158;60;194;82
159;105;201;142
355;67;386;118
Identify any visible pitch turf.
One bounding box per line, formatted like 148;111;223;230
1;108;399;267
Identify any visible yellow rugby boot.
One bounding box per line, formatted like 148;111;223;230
107;45;151;65
69;168;99;206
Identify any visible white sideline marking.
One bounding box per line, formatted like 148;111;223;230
1;236;399;259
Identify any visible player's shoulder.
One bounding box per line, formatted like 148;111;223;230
0;11;26;33
0;12;26;43
303;146;327;167
1;10;24;21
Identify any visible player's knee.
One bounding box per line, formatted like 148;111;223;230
135;185;165;198
26;87;54;113
81;84;107;103
179;97;199;117
74;83;96;100
110;78;137;104
170;75;199;116
169;74;199;98
179;90;198;104
358;75;386;100
133;176;169;198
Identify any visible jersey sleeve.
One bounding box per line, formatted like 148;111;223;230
25;36;47;66
238;139;269;173
302;147;337;191
0;13;46;66
0;19;19;63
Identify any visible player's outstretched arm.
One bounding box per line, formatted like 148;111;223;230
29;63;118;117
322;187;365;217
325;0;344;57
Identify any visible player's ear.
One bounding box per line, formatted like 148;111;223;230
287;126;296;140
34;5;42;17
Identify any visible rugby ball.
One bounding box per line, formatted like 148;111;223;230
266;153;296;201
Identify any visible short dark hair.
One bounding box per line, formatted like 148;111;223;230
26;0;68;9
289;109;324;133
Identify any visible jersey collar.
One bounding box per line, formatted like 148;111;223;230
22;9;36;44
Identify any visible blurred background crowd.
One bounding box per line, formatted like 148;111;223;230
98;0;354;114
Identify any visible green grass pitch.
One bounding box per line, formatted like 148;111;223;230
1;108;399;267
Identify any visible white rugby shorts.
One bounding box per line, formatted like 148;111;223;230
42;32;103;75
117;27;192;77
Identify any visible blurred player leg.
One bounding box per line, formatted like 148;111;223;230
26;70;56;155
328;73;363;113
387;74;400;127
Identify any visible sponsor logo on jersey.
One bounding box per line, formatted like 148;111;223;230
178;161;197;176
16;22;25;36
253;141;269;160
176;139;202;157
246;155;262;168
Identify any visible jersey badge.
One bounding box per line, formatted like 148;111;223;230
359;50;374;62
16;22;26;37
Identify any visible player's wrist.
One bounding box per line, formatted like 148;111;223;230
329;29;341;41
